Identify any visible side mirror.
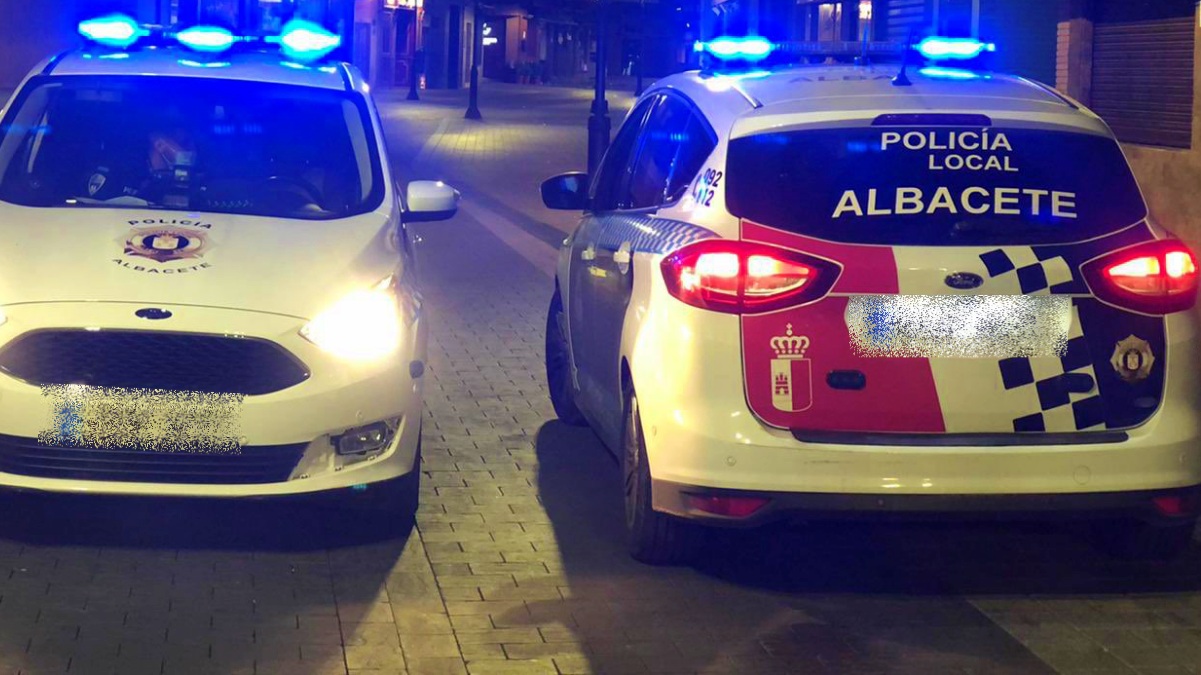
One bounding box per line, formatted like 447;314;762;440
405;180;460;222
541;172;590;210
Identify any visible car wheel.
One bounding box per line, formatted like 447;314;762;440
1095;517;1196;561
546;288;588;426
622;383;698;565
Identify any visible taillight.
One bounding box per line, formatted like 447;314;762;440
661;240;840;314
1083;239;1199;314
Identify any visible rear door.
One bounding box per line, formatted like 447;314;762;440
726;119;1178;435
571;93;717;442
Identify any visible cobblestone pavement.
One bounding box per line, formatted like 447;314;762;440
0;82;1198;675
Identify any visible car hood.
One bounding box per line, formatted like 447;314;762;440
0;204;400;320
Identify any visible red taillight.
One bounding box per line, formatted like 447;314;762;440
662;240;840;314
1084;240;1199;314
687;494;770;518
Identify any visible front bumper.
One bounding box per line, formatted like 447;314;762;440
654;480;1201;526
0;301;426;497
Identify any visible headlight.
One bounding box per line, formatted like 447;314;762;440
300;278;403;361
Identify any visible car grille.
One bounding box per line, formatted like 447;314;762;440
0;435;308;484
0;330;309;395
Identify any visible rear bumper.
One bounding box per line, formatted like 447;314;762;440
653;479;1201;527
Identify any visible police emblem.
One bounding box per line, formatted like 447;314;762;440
770;323;813;412
1110;334;1154;383
124;228;207;263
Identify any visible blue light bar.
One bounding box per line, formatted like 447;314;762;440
916;37;996;61
175;26;238;53
267;19;342;62
919;66;987;80
78;14;149;49
693;36;776;62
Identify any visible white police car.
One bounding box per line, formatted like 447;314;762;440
0;16;458;514
543;37;1201;563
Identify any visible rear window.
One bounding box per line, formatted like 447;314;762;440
726;126;1147;246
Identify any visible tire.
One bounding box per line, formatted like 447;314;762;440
1095;518;1196;561
546;288;588;426
622;383;698;565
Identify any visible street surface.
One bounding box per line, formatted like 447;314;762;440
0;83;1198;675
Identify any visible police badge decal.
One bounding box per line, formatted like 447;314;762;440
124;227;207;263
1110;334;1155;383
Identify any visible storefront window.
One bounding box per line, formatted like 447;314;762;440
818;2;842;42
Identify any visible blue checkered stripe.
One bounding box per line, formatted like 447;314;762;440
594;215;717;255
996;302;1106;432
979;247;1076;295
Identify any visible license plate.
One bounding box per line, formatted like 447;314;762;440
845;294;1072;359
38;384;244;453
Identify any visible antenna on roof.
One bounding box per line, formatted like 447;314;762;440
892;30;915;87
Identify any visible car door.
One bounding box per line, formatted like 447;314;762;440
569;96;655;425
571;92;717;446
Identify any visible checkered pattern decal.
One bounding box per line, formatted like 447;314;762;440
979;247;1076;295
997;303;1106;432
595;215;717;255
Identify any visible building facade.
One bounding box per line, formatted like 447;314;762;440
1056;0;1201;251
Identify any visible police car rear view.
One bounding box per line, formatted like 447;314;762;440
542;37;1201;564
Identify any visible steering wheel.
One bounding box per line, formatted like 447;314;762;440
262;175;324;208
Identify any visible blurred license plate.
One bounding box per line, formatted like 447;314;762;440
845;295;1071;359
38;384;244;453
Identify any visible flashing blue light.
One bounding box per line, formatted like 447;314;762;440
179;59;232;68
78;14;148;49
693;36;776;62
916;36;996;61
175;25;238;53
267;19;342;62
919;66;986;80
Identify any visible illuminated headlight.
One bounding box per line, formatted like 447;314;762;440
300;279;403;361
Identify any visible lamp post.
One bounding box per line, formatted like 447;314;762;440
635;0;645;96
586;0;610;175
465;0;483;120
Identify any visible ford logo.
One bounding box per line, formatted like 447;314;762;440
945;272;984;290
135;308;173;320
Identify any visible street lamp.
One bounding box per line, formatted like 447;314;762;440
466;0;483;120
587;0;610;175
635;0;645;96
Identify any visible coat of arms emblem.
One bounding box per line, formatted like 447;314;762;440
770;323;813;412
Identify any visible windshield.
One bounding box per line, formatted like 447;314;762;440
726;126;1148;246
0;76;383;220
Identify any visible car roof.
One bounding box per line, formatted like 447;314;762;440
648;64;1100;139
41;48;359;93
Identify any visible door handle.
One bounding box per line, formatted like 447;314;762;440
614;242;632;274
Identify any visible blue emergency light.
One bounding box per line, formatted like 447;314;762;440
915;36;995;61
77;14;343;63
174;25;239;53
694;36;776;62
78;14;149;49
919;66;986;80
266;20;342;62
